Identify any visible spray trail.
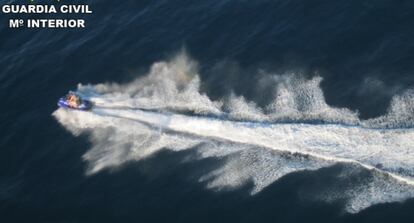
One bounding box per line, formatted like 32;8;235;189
54;53;414;213
92;107;414;182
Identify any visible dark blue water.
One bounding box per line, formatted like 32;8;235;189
1;0;414;222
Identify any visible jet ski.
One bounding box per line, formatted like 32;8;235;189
57;91;93;111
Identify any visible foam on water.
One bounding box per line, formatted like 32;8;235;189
53;53;414;213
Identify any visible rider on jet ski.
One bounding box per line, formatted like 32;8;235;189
67;93;81;108
58;91;93;111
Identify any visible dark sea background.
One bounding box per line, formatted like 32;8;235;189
1;0;414;222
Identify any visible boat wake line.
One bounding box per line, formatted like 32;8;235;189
53;53;414;213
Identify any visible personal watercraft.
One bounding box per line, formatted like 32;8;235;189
57;91;93;111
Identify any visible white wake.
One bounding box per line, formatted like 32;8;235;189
53;53;414;213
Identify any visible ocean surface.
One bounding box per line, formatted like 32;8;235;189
1;0;414;222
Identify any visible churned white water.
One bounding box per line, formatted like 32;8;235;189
54;53;414;213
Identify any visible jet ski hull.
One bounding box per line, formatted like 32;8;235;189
57;97;93;111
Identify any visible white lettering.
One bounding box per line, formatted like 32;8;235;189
9;19;20;28
60;5;92;14
27;19;86;28
2;5;10;13
1;5;57;14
